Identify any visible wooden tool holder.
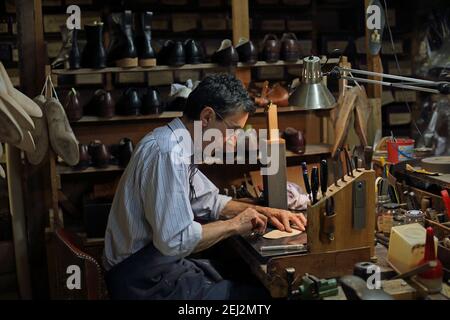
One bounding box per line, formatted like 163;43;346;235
307;169;376;256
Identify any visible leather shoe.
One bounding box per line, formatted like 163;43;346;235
142;87;163;115
282;127;305;154
158;40;186;66
184;39;204;64
88;140;110;168
280;33;300;62
261;34;280;63
76;143;90;170
64;88;82;122
116;88;142;116
235;37;257;64
212;39;238;67
91;89;115;118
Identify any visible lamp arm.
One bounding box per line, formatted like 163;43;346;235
331;66;450;94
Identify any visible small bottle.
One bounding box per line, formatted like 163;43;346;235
376;195;391;233
382;203;401;236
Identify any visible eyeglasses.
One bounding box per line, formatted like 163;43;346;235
213;110;243;130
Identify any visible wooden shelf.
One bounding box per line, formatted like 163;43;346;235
70;112;183;124
51;58;340;76
56;144;331;176
57;164;124;176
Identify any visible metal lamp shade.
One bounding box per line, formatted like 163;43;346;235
289;56;337;110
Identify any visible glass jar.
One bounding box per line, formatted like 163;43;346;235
376;195;391;233
382;203;401;236
405;210;425;226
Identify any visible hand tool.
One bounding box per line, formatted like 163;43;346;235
332;158;340;187
343;146;354;177
301;162;312;200
441;189;450;220
320;159;328;197
363;146;373;170
353;155;362;172
311;166;319;205
260;244;305;252
325;197;335;241
336;148;346;183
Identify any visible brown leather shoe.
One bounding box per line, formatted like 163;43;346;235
64;88;82;122
91;89;115;118
283;127;305;154
212;39;239;67
235;37;258;65
280;33;300;62
88;140;110;168
261;34;280;63
76;143;90;170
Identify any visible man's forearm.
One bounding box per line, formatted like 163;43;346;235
220;200;259;219
193;220;237;253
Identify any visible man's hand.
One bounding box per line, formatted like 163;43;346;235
230;208;267;236
256;207;307;232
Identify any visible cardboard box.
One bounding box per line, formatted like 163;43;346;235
75;74;103;85
176;70;201;83
0;22;9;34
12;48;18;62
201;15;227;31
152;16;170;31
172;14;198;32
42;0;62;6
148;71;174;86
256;0;279;4
256;66;284;80
47;41;61;58
162;0;188;5
282;0;311;5
395;90;416;102
388;61;412;76
44;14;67;33
116;72;146;84
199;0;222;7
261;19;286;31
287;20;313;32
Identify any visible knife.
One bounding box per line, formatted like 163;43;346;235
301;162;312;200
343;147;354;177
311;167;319;205
336;148;346;183
325;197;335;241
364;146;373;170
320;159;328;198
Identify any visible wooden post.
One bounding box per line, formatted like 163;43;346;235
16;0;49;298
232;0;251;87
365;0;383;146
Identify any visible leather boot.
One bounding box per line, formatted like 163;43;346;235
52;25;80;69
280;33;300;62
212;39;239;67
116;88;142;116
236;37;257;64
108;11;138;68
136;11;156;67
261;34;280;63
142;87;163;115
64;88;82;122
89;140;110;168
81;22;107;69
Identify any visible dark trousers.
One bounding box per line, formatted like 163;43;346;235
105;243;270;300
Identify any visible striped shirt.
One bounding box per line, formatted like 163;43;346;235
103;118;232;271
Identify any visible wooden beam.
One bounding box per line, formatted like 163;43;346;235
16;0;49;299
232;0;251;87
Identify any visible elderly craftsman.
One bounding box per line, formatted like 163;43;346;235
103;74;307;300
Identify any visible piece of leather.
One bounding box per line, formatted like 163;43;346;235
254;81;289;108
81;23;107;69
263;229;302;239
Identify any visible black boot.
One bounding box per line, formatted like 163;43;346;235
52;25;80;69
81;22;106;69
108;11;138;68
136;12;156;67
116;88;142;116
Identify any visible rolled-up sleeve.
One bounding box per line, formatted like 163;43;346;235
140;150;202;257
191;171;232;221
